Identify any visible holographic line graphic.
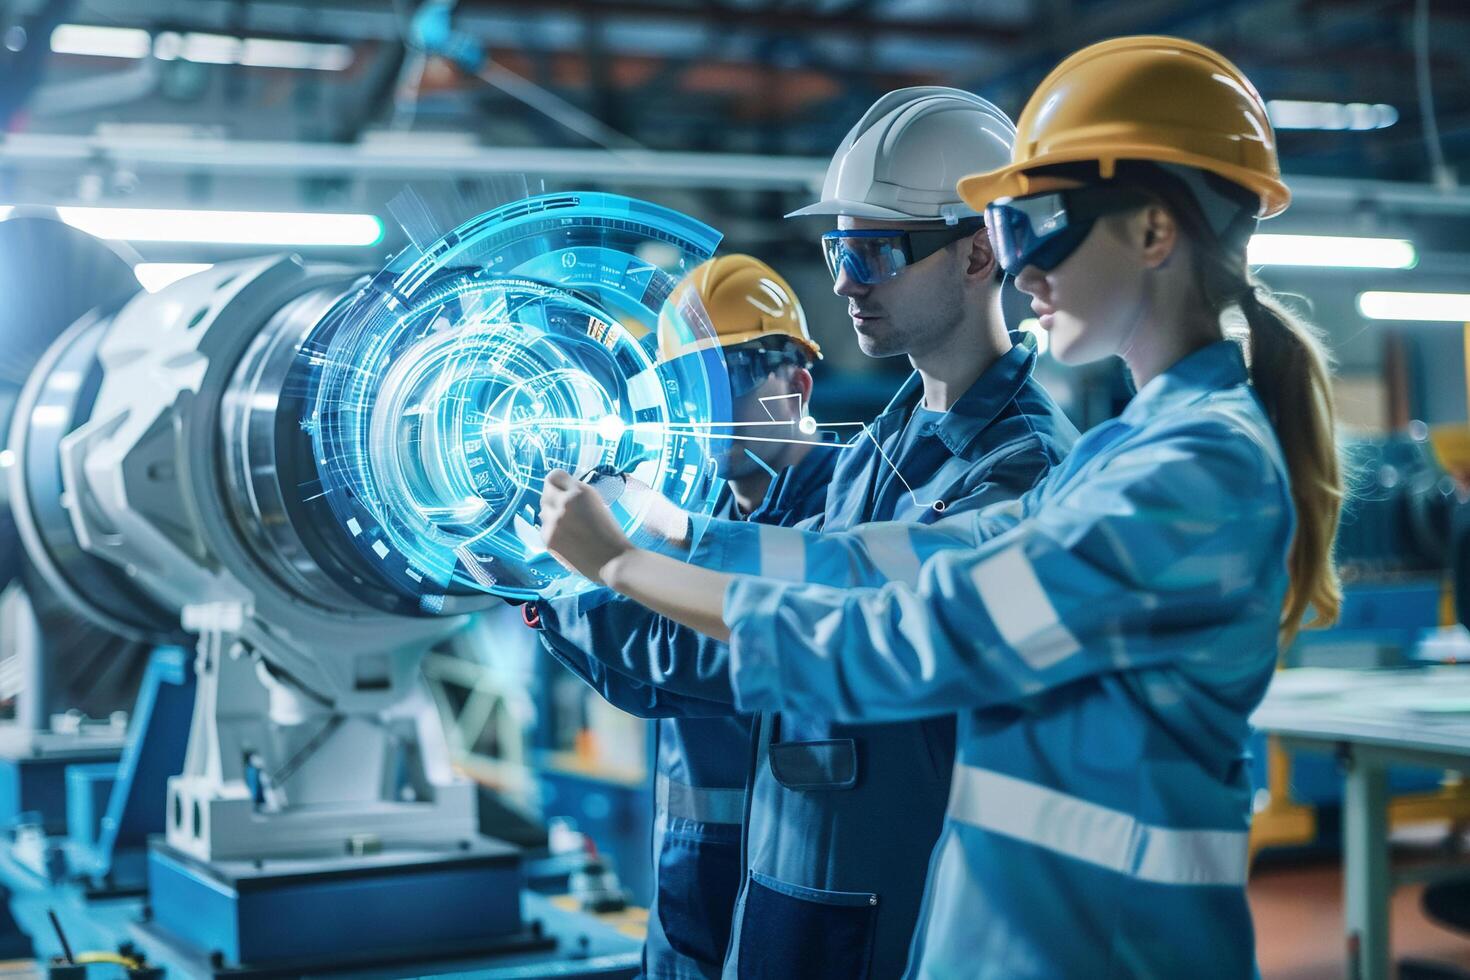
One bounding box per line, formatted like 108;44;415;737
742;449;781;480
748;391;944;507
297;193;732;606
757;392;803;420
491;406;946;512
859;422;948;512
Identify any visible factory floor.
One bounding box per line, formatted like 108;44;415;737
1252;858;1470;978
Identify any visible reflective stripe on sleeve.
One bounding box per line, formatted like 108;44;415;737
969;544;1080;669
757;523;805;581
946;764;1249;887
855;524;922;587
656;773;746;825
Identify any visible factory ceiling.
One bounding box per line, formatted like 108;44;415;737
0;0;1465;187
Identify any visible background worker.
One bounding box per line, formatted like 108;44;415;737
528;253;831;980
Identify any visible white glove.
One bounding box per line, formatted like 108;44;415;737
578;467;692;552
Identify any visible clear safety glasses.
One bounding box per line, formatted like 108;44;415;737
820;219;984;285
984;186;1152;275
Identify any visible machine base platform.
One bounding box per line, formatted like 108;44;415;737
0;737;124;835
147;836;531;970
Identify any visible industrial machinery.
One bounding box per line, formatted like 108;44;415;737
1;192;730;975
0;217;156;843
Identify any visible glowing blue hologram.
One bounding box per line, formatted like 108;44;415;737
303;193;728;606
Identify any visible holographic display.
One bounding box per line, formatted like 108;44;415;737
302;193;728;607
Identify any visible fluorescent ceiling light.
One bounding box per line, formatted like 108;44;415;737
51;23;353;71
43;206;382;246
1248;234;1417;269
135;262;214;292
239;37;354;72
162;32;242;66
50;24;151;59
1358;291;1470;322
1267;100;1398;131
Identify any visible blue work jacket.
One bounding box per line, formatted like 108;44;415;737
679;335;1076;980
703;341;1290;978
551;335;1074;978
532;446;837;979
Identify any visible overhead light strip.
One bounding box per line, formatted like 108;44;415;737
1358;292;1470;322
1267;100;1399;131
1248;234;1417;269
50;24;354;71
0;205;382;246
50;24;151;59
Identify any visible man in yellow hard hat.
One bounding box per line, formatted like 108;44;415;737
524;254;834;980
656;254;825;512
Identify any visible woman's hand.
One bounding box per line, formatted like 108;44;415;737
539;469;635;583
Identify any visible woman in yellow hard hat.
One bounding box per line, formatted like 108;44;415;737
537;36;1342;977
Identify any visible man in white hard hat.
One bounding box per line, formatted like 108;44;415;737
691;86;1078;978
535;89;1078;978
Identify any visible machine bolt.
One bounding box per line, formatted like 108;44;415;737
346;833;382;857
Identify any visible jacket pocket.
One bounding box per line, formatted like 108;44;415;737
655;827;743;967
767;739;857;790
736;869;878;979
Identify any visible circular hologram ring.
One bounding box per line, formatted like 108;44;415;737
303;194;728;605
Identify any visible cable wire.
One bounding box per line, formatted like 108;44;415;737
1413;0;1454;187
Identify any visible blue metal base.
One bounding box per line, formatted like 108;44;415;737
67;648;195;893
0;747;123;835
0;830;639;977
0;887;33;961
147;837;533;971
1;861;639;978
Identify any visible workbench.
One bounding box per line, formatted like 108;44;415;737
1253;666;1470;980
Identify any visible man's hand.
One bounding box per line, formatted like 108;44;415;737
539;469;636;583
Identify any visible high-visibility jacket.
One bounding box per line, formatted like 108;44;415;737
695;340;1287;978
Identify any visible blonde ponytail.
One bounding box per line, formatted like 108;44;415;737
1128;164;1343;645
1238;287;1343;644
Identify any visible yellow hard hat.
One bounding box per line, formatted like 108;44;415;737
956;36;1290;218
657;254;821;363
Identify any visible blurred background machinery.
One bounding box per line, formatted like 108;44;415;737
0;190;738;976
3;0;1470;976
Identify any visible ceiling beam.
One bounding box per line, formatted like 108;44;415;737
454;0;1025;44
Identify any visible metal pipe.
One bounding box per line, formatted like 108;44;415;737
6;134;1470;211
0;133;830;191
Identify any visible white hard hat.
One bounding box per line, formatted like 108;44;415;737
788;87;1017;225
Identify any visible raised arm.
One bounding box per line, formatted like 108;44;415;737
685;440;1053;588
538;450;1055;648
721;422;1292;722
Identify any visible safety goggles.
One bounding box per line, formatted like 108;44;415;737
820;219;984;285
725;344;807;398
985;186;1153;275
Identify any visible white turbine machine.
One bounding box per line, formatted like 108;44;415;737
0;193;729;968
